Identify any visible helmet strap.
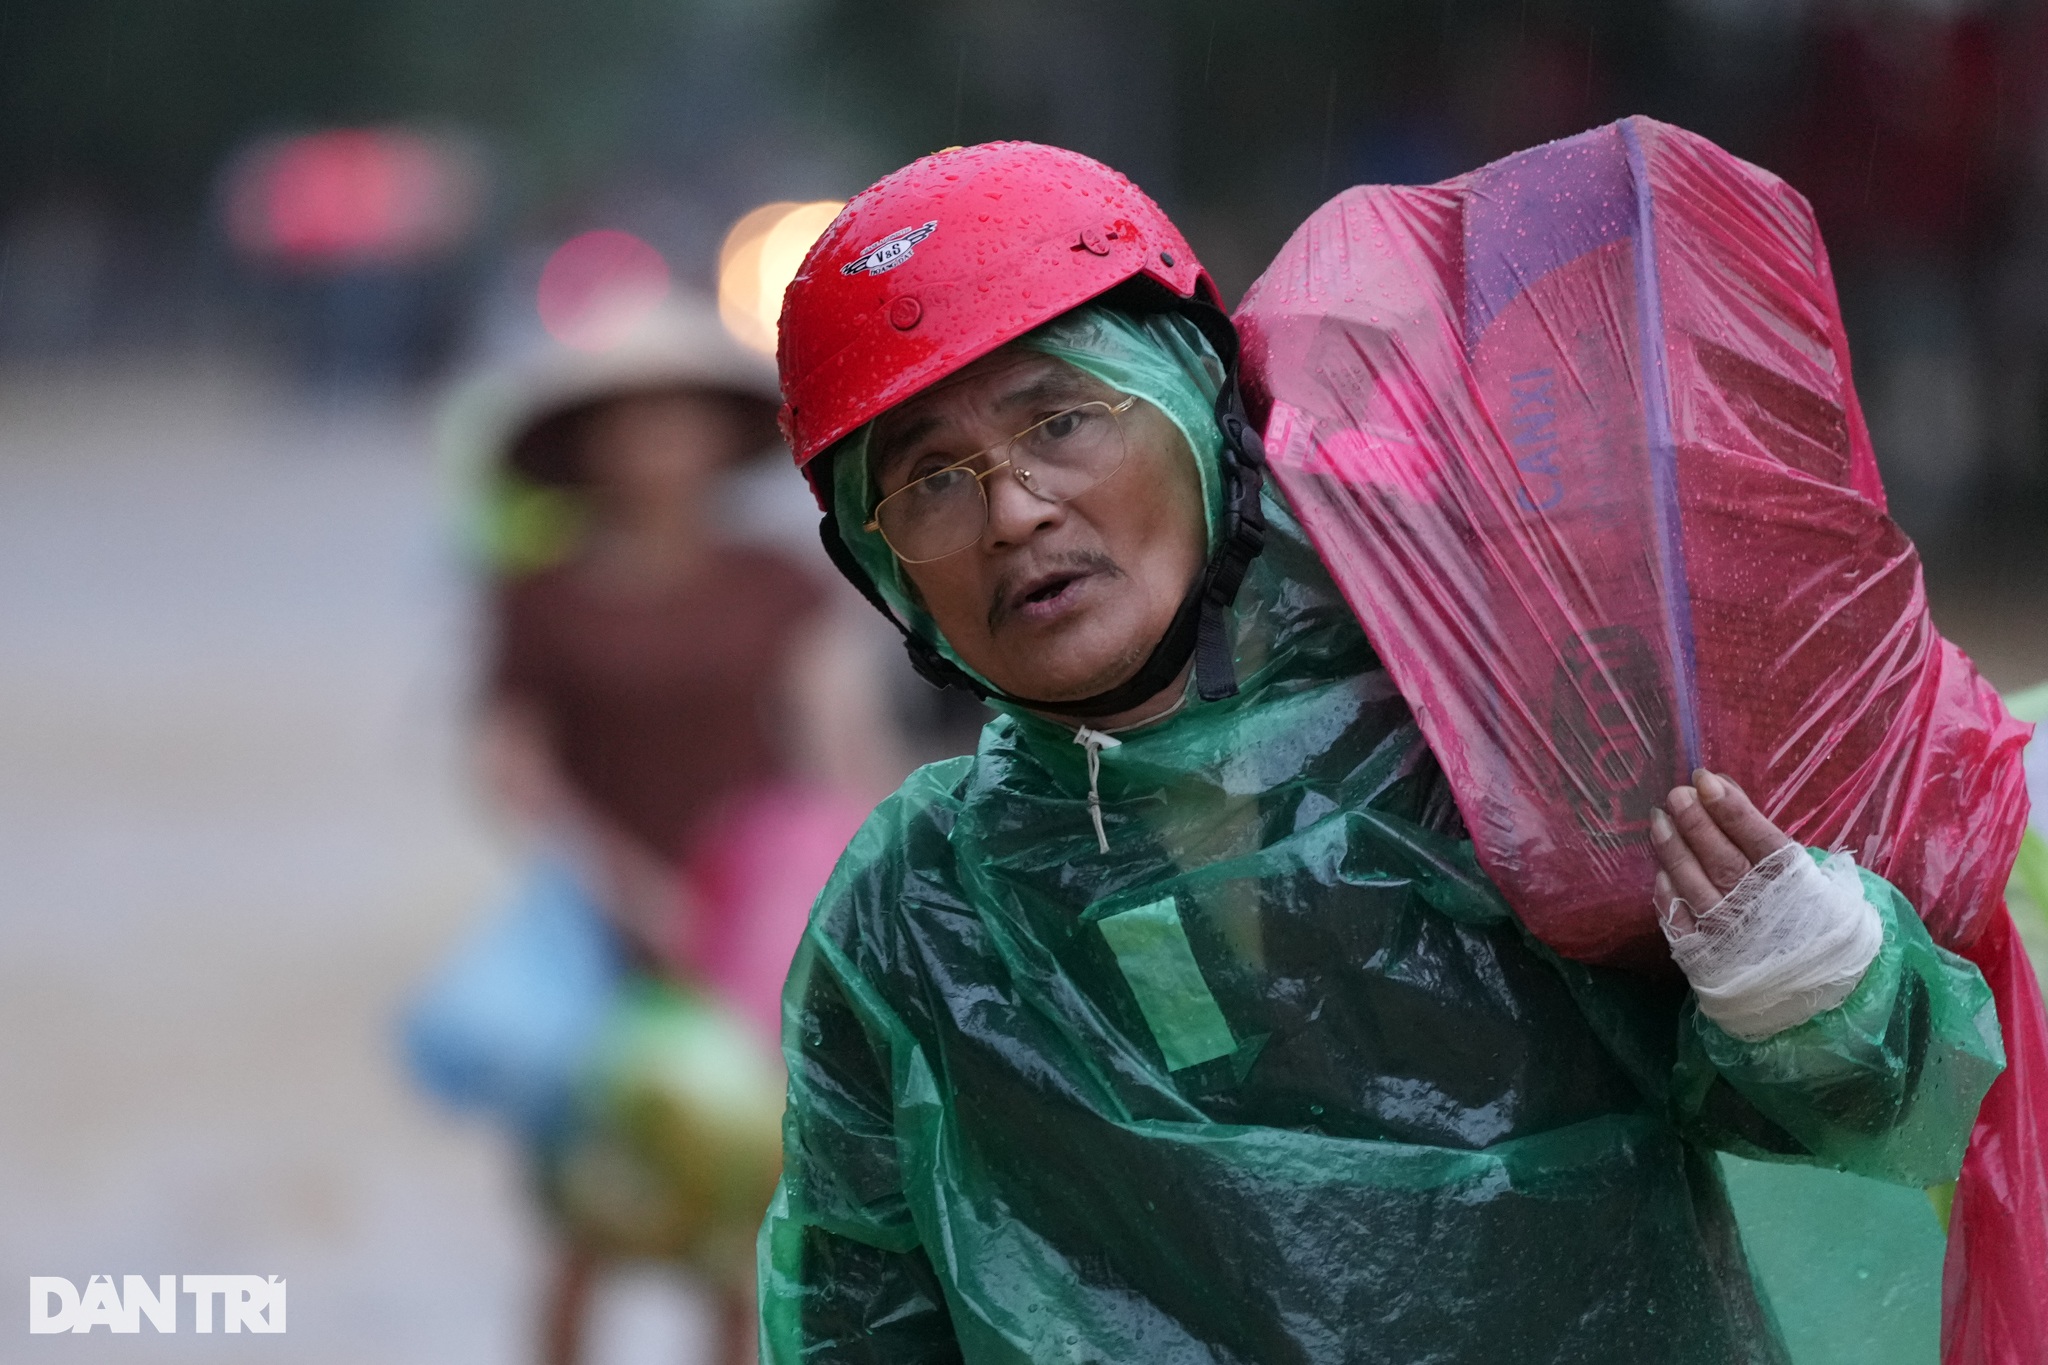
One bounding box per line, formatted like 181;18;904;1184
1193;368;1268;702
815;513;970;694
816;321;1269;721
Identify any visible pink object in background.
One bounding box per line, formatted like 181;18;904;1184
676;784;871;1045
222;127;482;267
536;229;673;353
1235;115;2043;1364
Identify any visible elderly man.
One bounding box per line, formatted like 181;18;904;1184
757;143;2002;1364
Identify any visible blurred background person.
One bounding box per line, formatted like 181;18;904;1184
404;291;902;1365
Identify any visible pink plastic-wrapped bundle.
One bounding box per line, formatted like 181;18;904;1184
1237;116;2029;967
1234;116;2044;1362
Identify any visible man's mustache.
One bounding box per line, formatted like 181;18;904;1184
986;550;1123;631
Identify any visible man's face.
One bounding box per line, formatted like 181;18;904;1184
869;346;1206;708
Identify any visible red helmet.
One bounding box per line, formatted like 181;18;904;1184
777;141;1218;498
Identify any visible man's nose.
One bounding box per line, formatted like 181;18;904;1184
981;461;1063;547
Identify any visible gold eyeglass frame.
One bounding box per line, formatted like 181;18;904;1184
865;395;1139;564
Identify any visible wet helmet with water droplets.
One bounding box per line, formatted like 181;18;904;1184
777;142;1217;500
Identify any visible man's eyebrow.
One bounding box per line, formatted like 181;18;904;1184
874;412;947;469
990;371;1096;414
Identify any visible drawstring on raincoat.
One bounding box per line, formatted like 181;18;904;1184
1074;727;1122;853
1070;693;1187;853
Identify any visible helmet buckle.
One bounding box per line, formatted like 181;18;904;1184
887;295;923;330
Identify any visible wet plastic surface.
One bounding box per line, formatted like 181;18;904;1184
1939;908;2048;1364
1235;117;2030;970
1232;116;2043;1365
761;493;2002;1363
1718;1151;1944;1365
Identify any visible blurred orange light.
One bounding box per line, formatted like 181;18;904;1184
718;201;844;355
536;230;673;353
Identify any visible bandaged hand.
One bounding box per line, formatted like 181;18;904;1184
1648;771;1884;1041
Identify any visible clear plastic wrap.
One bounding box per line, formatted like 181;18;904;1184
1234;115;2044;1365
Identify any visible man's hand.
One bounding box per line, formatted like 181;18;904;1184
1649;770;1793;933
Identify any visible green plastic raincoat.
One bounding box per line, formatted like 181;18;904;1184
760;312;2004;1365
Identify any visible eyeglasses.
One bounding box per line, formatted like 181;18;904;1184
866;396;1138;564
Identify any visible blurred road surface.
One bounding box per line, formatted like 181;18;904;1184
0;362;712;1364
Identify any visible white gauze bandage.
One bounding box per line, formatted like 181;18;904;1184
1661;844;1884;1042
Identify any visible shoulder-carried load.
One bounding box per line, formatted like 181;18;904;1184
1235;114;2047;1365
